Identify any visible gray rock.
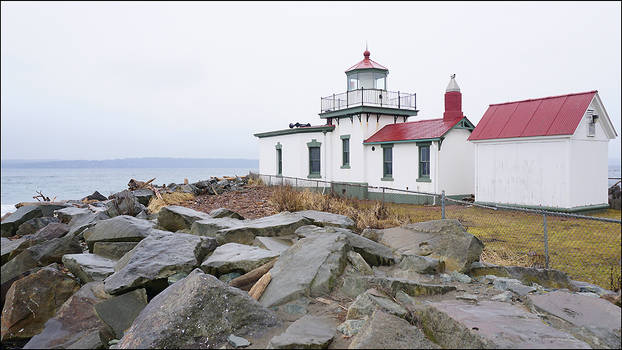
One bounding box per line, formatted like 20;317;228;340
54;207;92;224
15;216;60;236
346;289;408;320
115;269;279;348
83;215;154;251
105;190;145;217
508;282;537;296
1;205;43;237
219;272;243;283
66;211;110;237
398;254;444;275
347;251;374;275
157;205;211;232
201;243;279;276
528;291;621;349
456;293;479;302
349;309;439;349
469;264;573;290
2;223;70;265
253;236;292;254
268;315;335;349
376;219;483;272
259;233;347;308
491;291;513;302
228;334;251;348
210;208;245;220
189;217;241;237
62;253;116;283
82;191;108;201
493;277;535;296
103;231;217;294
217;212;313;245
178;183;200;195
23;282;115;349
294;210;355;228
92;242;138;260
337;319;366;337
131;189;155;206
94;288;148;339
449;271;472;284
570;280;616;297
417;300;590;349
1;237;26;265
341;276;456;299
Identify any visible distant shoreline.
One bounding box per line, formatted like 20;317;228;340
1;157;259;169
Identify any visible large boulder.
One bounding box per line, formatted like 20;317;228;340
23;282;115;349
1;264;80;341
346;289;408;320
93;288;148;339
216;212;313;245
253;236;292;254
349;309;439;349
200;243;279;276
62;253;116;283
131;189;155;206
1;237;26;265
210;208;245;220
417;300;590;349
92;242;138;260
15;217;60;236
83;215;154;251
259;232;347;308
103;231;217;295
105;190;145;217
2;223;69;264
398;254;445;275
157;205;212;232
376;220;483;272
341;276;455;299
66;211;110;237
1;206;43;237
116;269;279;348
528;291;621;349
268;315;336;349
189;217;241;237
54;207;92;224
294;210;355;228
469;263;573;290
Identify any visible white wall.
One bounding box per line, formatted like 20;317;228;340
438;128;475;195
257;131;328;180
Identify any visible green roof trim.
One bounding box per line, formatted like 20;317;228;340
254;125;334;138
364;137;441;145
319;105;418;119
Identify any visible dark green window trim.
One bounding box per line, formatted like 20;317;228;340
341;135;350;168
417;142;431;182
381;144;393;181
307;139;321;178
275;143;282;176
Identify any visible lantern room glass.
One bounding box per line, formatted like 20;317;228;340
347;71;387;91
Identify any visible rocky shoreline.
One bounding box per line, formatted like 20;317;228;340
1;176;620;349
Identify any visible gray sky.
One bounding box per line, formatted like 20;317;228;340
1;1;620;161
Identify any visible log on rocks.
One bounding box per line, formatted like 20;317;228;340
128;178;156;191
249;271;271;300
15;202;67;209
229;258;277;291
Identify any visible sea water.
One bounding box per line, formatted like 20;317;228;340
1;167;256;216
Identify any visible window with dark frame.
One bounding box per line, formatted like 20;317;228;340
383;146;392;178
276;148;282;175
419;144;430;178
309;147;321;175
342;138;349;166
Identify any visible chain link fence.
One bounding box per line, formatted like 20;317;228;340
257;173;621;290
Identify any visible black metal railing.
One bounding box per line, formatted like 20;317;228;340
320;88;416;113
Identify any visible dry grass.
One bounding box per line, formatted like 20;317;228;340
246;173;265;187
147;192;195;213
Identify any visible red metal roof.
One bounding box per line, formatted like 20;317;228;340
364;118;464;144
469;91;597;141
345;50;388;72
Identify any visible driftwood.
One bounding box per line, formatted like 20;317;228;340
248;271;271;300
33;190;55;202
229;258;277;291
128;178;155;191
15;201;66;209
210;183;219;196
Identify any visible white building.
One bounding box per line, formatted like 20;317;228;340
469;91;617;211
254;50;476;204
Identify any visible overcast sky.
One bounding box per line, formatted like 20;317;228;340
1;1;620;161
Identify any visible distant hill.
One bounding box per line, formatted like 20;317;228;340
1;157;259;169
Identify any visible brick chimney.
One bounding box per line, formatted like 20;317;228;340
443;74;464;121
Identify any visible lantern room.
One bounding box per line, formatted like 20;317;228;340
345;49;388;91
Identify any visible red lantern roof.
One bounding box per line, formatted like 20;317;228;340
469;91;597;141
345;50;388;73
364;117;465;144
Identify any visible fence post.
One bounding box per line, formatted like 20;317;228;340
268;175;271;186
441;190;446;219
295;178;297;189
382;187;385;207
543;213;550;269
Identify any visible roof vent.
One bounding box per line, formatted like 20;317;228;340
289;122;311;129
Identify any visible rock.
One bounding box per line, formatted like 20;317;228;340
259;233;347;308
456;293;479;303
337;319;366;337
1;268;40;311
349;309;439;349
131;189;154;206
201;243;279;276
115;269;279;348
268;315;335;349
83;191;108;201
417;300;590;348
1;205;43;237
398;254;444;275
294;210;355;228
62;253;116;283
15;216;60;236
346;289;408;320
217;212;313;245
528;291;621;349
491;291;513;302
94;289;148;339
83;215;154;251
92;242;138;260
295;225;394;266
189;217;241;237
104;231;217;295
178;183;200;195
157;205;211;232
55;207;92;224
376;220;483;272
570;280;616;297
65;212;109;239
3;223;70;264
23;282;115;349
493;277;536;296
1;237;26;265
105;190;145;217
228;334;251;348
253;236;292;254
449;271;472;284
341;276;456;299
210;208;245;220
469;264;573;290
360;228;381;242
1;264;80;341
347;251;374;275
219;272;242;283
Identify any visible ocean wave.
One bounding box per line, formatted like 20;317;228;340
1;204;16;216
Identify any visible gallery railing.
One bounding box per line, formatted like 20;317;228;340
320;88;417;113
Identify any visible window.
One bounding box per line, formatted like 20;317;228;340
587;110;596;137
418;143;430;181
307;139;322;178
341;135;350;168
382;144;393;181
276;149;282;175
374;72;386;90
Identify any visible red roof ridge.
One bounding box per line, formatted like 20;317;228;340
489;90;598;107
